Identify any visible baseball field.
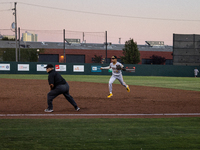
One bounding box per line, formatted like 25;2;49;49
0;75;200;149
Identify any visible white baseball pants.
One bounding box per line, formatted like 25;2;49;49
109;75;127;93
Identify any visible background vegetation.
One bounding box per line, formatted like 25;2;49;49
0;48;44;62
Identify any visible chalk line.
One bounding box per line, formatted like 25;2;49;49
0;113;200;117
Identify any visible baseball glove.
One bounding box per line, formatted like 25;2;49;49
116;65;122;70
122;67;126;71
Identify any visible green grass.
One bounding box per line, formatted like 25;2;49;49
0;74;200;91
0;118;200;150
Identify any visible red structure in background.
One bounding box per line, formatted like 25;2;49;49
41;48;173;64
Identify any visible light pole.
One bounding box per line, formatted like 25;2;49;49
12;2;18;62
63;29;65;63
105;31;107;63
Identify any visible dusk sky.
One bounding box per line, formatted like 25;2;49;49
0;0;200;45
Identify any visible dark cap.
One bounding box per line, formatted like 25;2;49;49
111;56;117;59
44;64;54;69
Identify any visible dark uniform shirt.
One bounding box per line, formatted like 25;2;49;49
48;70;66;88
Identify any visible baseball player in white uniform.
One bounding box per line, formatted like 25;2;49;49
194;68;199;77
100;56;130;98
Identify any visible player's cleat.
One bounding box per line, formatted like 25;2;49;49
44;108;54;112
75;107;80;111
126;85;130;92
107;93;113;98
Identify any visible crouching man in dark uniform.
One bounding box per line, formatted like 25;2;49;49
44;64;80;112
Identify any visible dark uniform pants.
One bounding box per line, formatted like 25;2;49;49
47;83;77;109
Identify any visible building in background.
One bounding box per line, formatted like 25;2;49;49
145;41;164;46
0;34;15;40
0;34;3;40
22;31;38;42
65;39;81;44
0;40;173;64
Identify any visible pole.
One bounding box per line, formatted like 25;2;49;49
105;31;107;63
63;29;65;63
18;27;20;61
83;32;84;43
172;34;174;65
14;2;18;62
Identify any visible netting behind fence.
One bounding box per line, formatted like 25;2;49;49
0;28;105;44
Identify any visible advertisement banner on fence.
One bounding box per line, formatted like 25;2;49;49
0;64;10;71
73;65;84;72
37;64;47;71
55;65;66;71
125;66;136;72
91;66;102;72
18;64;29;71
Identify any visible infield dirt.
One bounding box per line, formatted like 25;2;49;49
0;79;199;118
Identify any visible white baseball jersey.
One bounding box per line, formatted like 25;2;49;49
194;69;199;76
110;62;123;76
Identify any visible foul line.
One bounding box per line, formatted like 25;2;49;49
0;113;200;117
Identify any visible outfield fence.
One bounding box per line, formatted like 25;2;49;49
0;62;199;77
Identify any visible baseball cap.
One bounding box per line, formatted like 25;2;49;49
111;56;117;59
44;64;54;69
